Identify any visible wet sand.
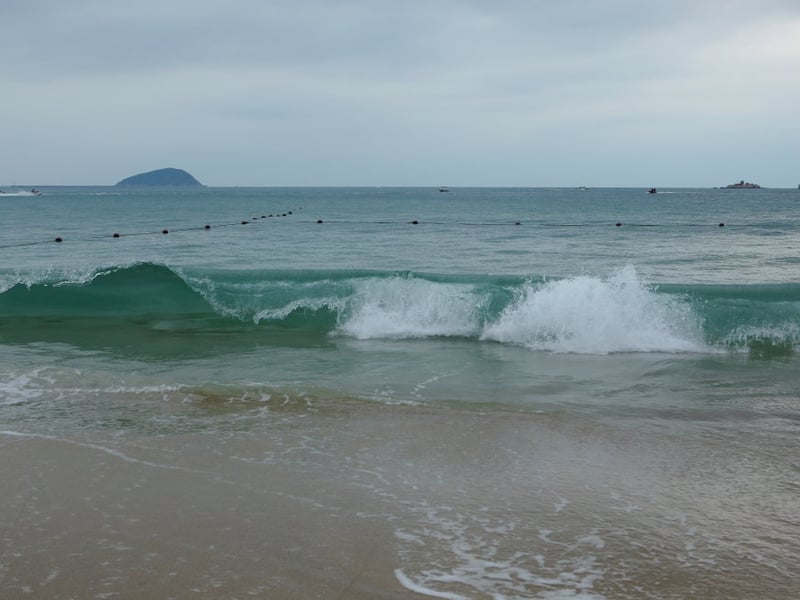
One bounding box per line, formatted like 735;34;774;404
2;401;798;599
1;433;417;599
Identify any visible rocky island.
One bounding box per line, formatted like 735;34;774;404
725;180;761;189
116;168;204;187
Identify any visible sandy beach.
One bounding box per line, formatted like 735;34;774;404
4;396;798;599
1;428;416;599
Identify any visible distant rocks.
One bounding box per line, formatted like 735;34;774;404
116;168;204;187
725;180;761;189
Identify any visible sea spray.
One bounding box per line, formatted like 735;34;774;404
481;266;705;353
3;262;799;354
338;274;488;339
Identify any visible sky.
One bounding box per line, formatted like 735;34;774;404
2;0;799;187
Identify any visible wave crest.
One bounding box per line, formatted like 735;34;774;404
2;262;798;355
338;276;487;339
481;266;706;353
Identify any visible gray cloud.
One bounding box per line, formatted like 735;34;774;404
2;1;799;186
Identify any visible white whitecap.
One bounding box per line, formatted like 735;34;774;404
339;277;482;340
482;266;705;354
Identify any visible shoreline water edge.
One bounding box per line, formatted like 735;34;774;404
2;187;799;598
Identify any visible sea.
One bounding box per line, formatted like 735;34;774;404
1;186;799;599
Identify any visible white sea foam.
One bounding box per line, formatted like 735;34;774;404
339;276;483;339
482;266;705;354
0;370;51;405
335;267;706;354
394;507;608;600
395;569;469;600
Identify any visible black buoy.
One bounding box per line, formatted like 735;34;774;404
615;222;622;227
112;233;120;238
288;211;292;215
241;220;248;225
204;224;211;230
411;220;419;224
317;219;323;224
54;236;63;243
515;221;521;225
162;229;169;234
719;222;725;227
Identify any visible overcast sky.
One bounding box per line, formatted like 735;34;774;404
2;1;799;187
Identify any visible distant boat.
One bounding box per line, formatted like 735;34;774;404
648;188;657;194
439;187;449;193
0;188;42;196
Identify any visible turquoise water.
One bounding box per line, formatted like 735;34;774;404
2;187;800;598
4;186;800;281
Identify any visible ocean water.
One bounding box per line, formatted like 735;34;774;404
1;186;799;599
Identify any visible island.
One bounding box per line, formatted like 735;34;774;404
115;168;204;187
725;180;761;189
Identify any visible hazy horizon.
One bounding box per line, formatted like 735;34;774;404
2;1;799;188
4;182;796;189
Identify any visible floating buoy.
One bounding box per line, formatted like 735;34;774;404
615;223;622;227
411;220;419;225
515;222;521;225
317;219;323;224
0;203;308;249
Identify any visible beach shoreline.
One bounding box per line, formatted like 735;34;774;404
1;431;419;599
3;397;798;599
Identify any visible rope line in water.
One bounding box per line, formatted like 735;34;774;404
0;211;298;250
0;210;765;250
311;220;738;228
306;219;742;227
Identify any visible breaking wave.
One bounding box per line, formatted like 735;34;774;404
1;262;799;355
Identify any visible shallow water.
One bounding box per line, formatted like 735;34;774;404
2;186;800;598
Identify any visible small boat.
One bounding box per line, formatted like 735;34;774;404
648;188;657;194
0;188;43;196
439;186;449;193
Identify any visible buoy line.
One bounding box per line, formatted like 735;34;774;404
0;210;300;249
0;214;763;250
